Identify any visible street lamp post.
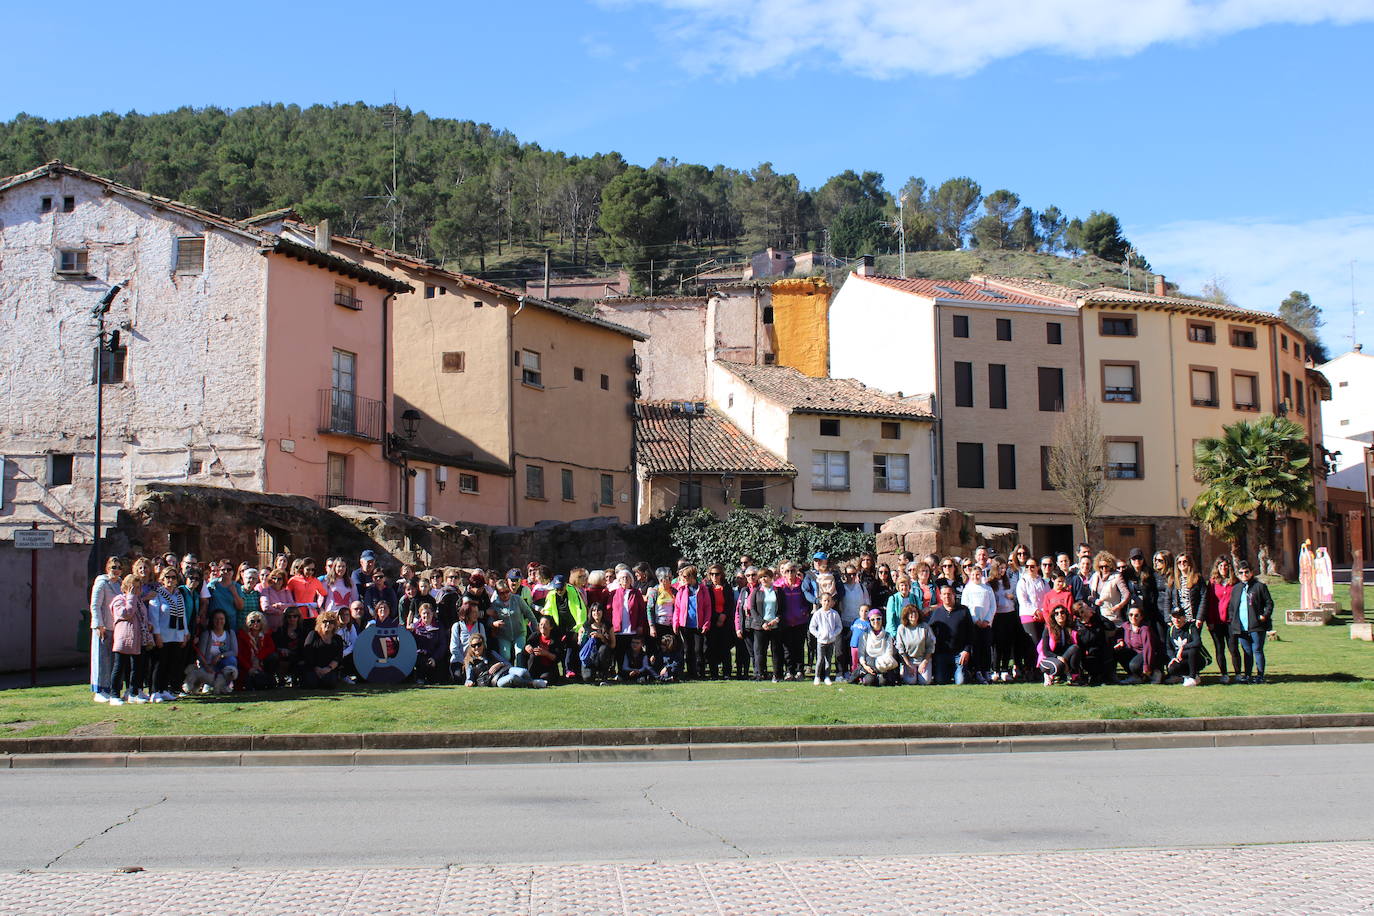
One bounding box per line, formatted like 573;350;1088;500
671;401;705;509
391;408;422;514
89;283;123;580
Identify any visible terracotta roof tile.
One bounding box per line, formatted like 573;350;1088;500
718;362;935;419
853;274;1065;308
974;274;1280;323
636;401;795;476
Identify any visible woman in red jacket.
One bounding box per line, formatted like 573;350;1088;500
610;569;648;667
1204;555;1242;684
236;611;277;691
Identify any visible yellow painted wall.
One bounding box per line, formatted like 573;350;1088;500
771;278;830;378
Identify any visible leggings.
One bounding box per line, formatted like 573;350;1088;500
752;628;783;679
154;643;185;694
782;625;806;676
678;627;705;679
1038;645;1080;679
1206;625;1241;676
1019;620;1042;676
991;613;1019;673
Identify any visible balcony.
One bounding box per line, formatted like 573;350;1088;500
318;388;383;441
1106;463;1141;480
1104;387;1138;403
316;494;388;510
334;290;362;310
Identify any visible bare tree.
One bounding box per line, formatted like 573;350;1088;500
1047;401;1116;541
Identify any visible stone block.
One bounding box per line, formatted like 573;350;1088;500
251;733;363;751
465;747;580;765
688;741;799;760
239;750;358;766
1212;730;1315;747
1312;728;1374;745
1351;622;1374;641
1006;735;1116;753
904;738;1009;755
11;753;128;768
1284;608;1334;626
1111;733;1215;750
795;740;906;758
350;749;469;766
577;746;691;763
690;726;797;744
126;752;243;767
468;729;583;748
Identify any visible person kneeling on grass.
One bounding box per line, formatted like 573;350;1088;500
894;605;934;685
1166;607;1206;687
579;603;618;684
856;607;899;686
522;615;565;684
187;609;238;696
620;635;655;682
298;610;345;689
464;633;546;688
1114;606;1162;684
652;632;684;683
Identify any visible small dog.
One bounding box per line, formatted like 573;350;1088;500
183;662;237;695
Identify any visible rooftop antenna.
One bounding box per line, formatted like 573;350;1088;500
1351;260;1364;350
365;94;403;249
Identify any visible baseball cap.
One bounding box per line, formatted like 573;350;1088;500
551;575;566;588
360;550;377;561
1128;548;1144;560
813;551;828;561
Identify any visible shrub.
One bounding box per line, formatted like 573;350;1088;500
628;506;875;569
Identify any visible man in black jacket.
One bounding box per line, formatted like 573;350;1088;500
928;584;972;684
1227;560;1274;683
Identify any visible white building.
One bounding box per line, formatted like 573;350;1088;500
1320;346;1374;492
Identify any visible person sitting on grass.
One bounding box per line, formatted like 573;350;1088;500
579;603;617;684
522;614;564;684
189;609;238;696
620;635;654;682
299;610;345;689
894;605;934;685
653;631;684;683
464;633;547;688
855;607;898;686
235;611;277;691
1038;606;1078;686
410;603;445;684
272;608;306;687
1115;606;1161;684
1072;600;1117;686
1166;607;1206;687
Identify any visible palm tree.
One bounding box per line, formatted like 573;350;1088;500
1192;415;1314;571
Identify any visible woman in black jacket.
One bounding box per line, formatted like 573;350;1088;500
1168;555;1206;625
298;611;344;689
746;569;784;682
1227;561;1274;683
1073;601;1116;685
1165;608;1206;686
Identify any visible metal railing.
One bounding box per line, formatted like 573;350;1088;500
316;494;388;510
333;290;361;310
318;388;383;441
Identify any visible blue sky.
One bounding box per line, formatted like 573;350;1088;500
5;0;1373;349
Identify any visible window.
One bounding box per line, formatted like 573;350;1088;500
1102;362;1139;403
873;454;910;493
573;367;584;382
740;477;766;509
1187;321;1215;344
880;421;901;440
441;352;466;373
952;314;970;338
1100;314;1136;337
48;454;73;487
175;237;205;274
62;196;75;213
326;453;348;496
40;196;52;213
1106;439;1143;479
600;474;615;506
1046;322;1063;345
988;364;1007;409
1040;446;1054;490
1282;371;1293;408
331;349;356;401
762;306;774;324
424;285;436;299
997;444;1016;490
819;419;841;437
561;468;575;501
678;480;702;509
189;458;204;475
600;374;609;390
1232;372;1259;411
1230;327;1257;348
1296;380;1305;415
812;450;850;490
525;465;545;499
458;473;479;493
1190;368;1218;407
57;249;88;275
521;350;542;387
954;361;974;407
956;442;984;489
762;353;777;365
94;340;127;384
1281;334;1288;351
334;283;360;310
996;318;1012;341
1037;367;1064;412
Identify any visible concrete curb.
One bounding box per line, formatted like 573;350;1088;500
3;711;1373;757
4;727;1373;768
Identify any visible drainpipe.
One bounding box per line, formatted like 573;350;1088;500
381;291;395;510
933;301;946;507
507;300;518;526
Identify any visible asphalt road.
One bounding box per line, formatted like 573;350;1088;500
2;743;1370;872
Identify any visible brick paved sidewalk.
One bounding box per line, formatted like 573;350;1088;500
3;841;1371;915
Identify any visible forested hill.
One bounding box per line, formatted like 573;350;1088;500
0;103;1143;290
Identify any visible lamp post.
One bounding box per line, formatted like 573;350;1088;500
670;401;705;509
391;408;422;514
88;283;123;580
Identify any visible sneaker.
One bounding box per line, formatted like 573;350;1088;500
129;693;149;704
813;676;822;685
532;679;548;688
343;675;357;686
824;677;833;685
1236;674;1250;684
1043;673;1054;686
200;684;214;695
1182;677;1199;687
150;693;164;703
1120;675;1141;685
1253;674;1265;684
771;676;780;683
107;695;125;706
1219;674;1231;685
93;692;110;703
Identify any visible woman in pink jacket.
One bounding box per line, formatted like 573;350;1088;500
610;570;648;667
109;574;153;705
671;566;712;680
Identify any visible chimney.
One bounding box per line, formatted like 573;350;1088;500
1153;274;1166;296
857;254;875;277
315;219;331;254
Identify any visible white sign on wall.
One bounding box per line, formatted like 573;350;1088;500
14;529;54;549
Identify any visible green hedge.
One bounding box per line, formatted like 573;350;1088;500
629;506;876;570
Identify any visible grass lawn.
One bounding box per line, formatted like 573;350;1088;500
3;583;1371;740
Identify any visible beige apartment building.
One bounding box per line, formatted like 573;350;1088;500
979;276;1331;571
255;219;648;527
829;273;1084;554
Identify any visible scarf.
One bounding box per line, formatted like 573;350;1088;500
159;585;186;630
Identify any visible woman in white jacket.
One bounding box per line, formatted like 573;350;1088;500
147;567;190;701
88;556;125;702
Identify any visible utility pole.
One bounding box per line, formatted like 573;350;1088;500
544;248;551;299
898;194;907;278
89;283;123;581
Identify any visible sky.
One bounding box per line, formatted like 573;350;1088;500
4;0;1373;350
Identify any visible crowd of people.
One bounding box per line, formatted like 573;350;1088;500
85;541;1276;704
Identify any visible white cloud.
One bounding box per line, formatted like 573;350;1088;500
1131;214;1374;351
610;0;1374;77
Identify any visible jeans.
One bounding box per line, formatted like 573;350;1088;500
814;641;835;680
496;665;540;687
1238;630;1267;677
900;658;932;685
111;651;139;696
931;652;967;685
736;629;753;678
